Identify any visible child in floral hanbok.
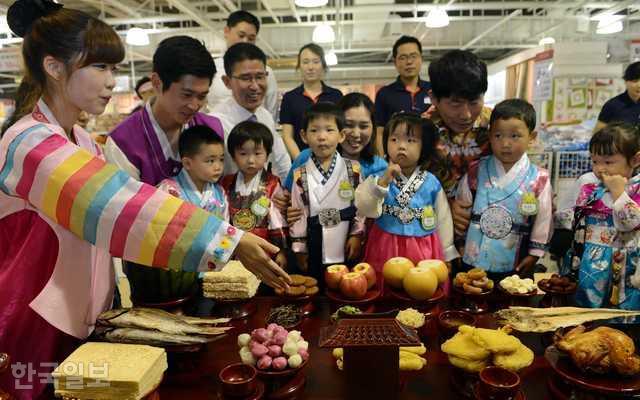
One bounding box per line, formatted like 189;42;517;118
562;122;640;310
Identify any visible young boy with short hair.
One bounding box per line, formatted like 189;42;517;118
456;99;553;278
220;120;288;269
289;102;365;286
158;125;228;220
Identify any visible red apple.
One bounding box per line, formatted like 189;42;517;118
352;263;377;290
339;272;368;300
325;264;349;290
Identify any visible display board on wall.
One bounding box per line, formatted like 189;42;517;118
533;50;554;102
550;77;625;122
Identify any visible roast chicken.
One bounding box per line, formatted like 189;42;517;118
555;325;640;376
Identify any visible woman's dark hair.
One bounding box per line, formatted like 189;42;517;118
296;43;328;72
338;92;376;162
590;122;640;162
227;120;274;157
154;36;216;91
2;0;124;134
179;125;224;158
383;112;441;169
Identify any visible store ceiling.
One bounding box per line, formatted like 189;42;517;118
0;0;638;82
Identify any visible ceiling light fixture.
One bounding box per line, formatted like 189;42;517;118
126;27;150;46
538;37;555;46
295;0;328;8
325;50;338;66
312;24;335;44
596;15;623;35
425;7;449;28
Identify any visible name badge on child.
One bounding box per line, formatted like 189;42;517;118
338;180;354;201
233;209;256;231
421;206;436;230
519;192;539;216
251;196;270;217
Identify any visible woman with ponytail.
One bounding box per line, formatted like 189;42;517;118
0;2;290;398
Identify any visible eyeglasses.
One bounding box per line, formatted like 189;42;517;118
231;73;269;84
396;53;421;62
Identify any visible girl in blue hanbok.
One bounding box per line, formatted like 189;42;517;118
562;122;640;310
355;113;459;273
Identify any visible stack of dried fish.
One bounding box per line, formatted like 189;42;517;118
95;308;231;347
495;307;640;333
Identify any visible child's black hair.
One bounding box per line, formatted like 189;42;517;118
383;112;441;169
227;120;274;157
590;122;640;162
490;98;537;133
179;125;224;158
301;102;345;132
338;92;376;162
134;76;151;98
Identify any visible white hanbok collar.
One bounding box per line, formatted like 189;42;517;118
146;102;181;161
491;153;530;189
235;170;263;196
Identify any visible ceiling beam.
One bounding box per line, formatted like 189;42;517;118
166;0;217;31
258;0;282;24
288;0;302;24
461;9;523;50
77;0;143;18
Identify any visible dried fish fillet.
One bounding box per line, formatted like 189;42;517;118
495;307;640;332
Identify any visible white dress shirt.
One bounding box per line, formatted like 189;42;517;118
207;57;279;121
211;98;291;182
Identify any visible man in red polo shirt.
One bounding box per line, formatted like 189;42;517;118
374;35;431;154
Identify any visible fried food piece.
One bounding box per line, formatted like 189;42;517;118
467;268;486;280
493;343;534;372
285;285;306;297
454;273;470;287
441;330;491;361
304;286;319;295
304;277;318;287
289;275;308;286
448;355;489;372
460;325;520;354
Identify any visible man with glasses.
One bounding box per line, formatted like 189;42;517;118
207;10;280;121
211;43;291;181
374;35;431;155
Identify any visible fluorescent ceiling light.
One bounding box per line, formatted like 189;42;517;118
538;37;555;46
295;0;328;7
595;15;623;34
325;50;338;66
425;7;449;28
126;27;150;46
312;24;335;44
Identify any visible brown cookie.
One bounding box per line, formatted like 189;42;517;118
286;285;306;297
275;288;285;296
303;277;318;287
467;268;486;280
304;286;319;296
290;274;308;286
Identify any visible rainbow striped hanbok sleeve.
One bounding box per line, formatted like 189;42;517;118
0;124;243;271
